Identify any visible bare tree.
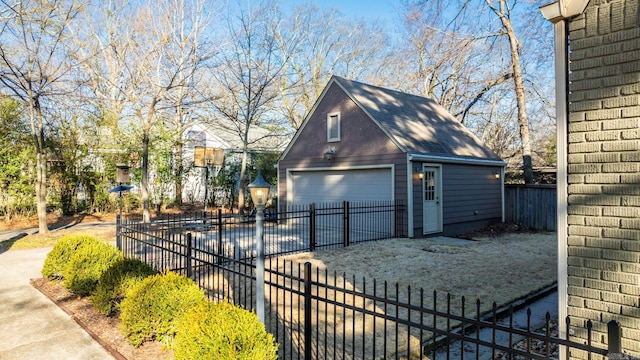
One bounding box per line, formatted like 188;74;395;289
210;1;294;211
0;0;81;233
71;0;131;132
161;0;217;206
394;0;548;182
484;0;534;183
100;0;215;221
276;4;389;130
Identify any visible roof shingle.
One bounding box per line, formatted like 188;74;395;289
333;76;503;163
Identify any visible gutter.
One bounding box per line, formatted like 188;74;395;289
407;153;506;167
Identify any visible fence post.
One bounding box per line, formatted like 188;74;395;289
186;232;192;279
217;208;223;264
394;201;400;238
608;320;621;354
304;262;312;360
309;203;316;251
116;214;122;250
343;201;350;248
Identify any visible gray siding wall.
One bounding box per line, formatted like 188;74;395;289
411;162;502;236
567;0;640;356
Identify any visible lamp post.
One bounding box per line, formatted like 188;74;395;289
110;164;133;217
109;164;133;250
248;170;271;323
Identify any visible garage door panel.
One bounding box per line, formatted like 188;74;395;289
291;169;392;205
289;168;394;240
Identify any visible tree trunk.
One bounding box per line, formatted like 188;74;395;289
237;149;248;212
34;104;49;234
142;132;150;222
175;141;183;206
35;151;48;233
488;0;534;184
506;24;534;184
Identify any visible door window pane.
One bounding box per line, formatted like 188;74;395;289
424;170;435;201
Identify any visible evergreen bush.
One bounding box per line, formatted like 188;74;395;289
119;271;206;347
173;300;278;360
63;241;122;296
92;257;157;316
42;234;98;280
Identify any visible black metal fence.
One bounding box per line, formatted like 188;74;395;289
117;200;406;263
117;201;624;359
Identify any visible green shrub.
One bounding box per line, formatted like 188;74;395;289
92;258;157;316
63;241;122;296
119;271;207;347
42;235;99;280
173;300;278;360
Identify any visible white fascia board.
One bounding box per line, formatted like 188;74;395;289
408;153;506;167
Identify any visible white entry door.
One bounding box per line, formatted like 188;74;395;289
422;166;442;234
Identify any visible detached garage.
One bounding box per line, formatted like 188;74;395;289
278;76;505;237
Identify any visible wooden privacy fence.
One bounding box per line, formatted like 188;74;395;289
505;184;557;231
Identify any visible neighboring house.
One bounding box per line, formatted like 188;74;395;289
277;76;506;237
181;122;233;204
181;121;286;204
542;0;640;357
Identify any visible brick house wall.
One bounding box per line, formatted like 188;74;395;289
566;0;640;356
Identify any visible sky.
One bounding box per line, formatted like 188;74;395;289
281;0;400;23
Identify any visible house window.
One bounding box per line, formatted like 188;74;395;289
327;112;340;142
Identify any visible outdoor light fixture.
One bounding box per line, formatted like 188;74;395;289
494;170;501;179
249;170;271;208
415;167;424;179
324;147;335;161
248;170;271;323
116;164;131;184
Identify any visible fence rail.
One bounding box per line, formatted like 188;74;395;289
505;184;557;231
118;200;406;261
117;200;623;359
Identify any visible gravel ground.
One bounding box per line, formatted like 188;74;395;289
279;231;557;314
252;230;558;359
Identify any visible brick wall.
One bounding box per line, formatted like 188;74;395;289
567;0;640;357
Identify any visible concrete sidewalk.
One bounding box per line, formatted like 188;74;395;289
0;244;113;359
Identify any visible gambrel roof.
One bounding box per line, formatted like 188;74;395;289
321;76;504;164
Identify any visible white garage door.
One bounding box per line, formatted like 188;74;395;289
291;168;393;206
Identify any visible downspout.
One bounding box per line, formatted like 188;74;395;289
553;19;570;351
501;166;505;222
407;154;414;237
540;3;571;351
541;4;589;358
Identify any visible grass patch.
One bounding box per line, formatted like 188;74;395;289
0;227;116;251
